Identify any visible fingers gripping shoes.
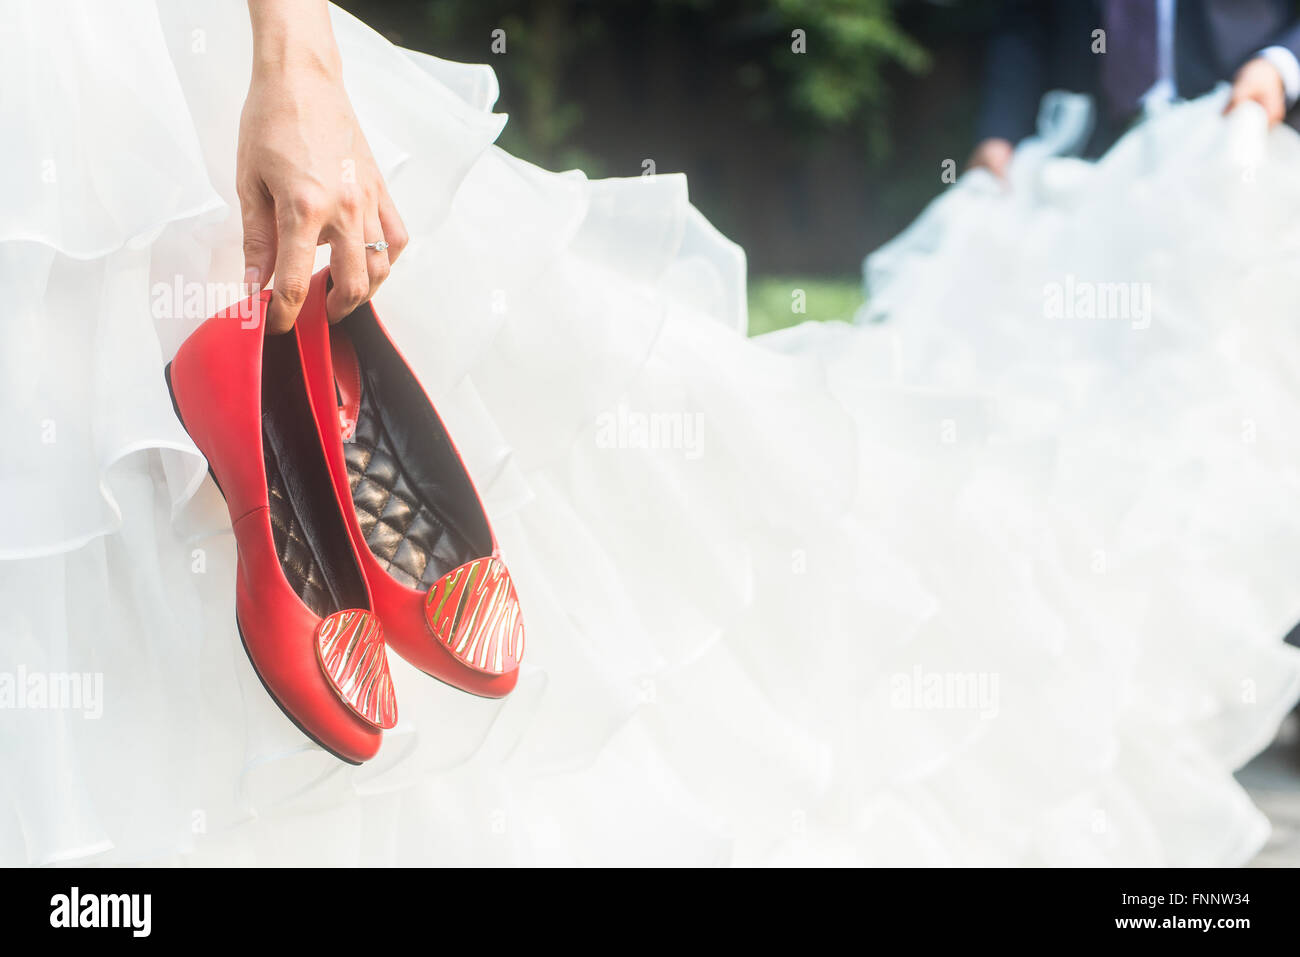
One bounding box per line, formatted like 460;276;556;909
295;270;525;697
164;290;396;764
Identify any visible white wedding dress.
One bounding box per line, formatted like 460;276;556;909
3;0;1299;866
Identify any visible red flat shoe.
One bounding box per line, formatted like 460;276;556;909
295;269;524;697
164;289;397;764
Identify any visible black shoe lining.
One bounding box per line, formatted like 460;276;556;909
338;306;492;590
261;330;370;618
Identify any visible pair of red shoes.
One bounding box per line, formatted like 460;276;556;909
165;268;523;764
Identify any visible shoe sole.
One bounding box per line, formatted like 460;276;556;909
164;360;363;767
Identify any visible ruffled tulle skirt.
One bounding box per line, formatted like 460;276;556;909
2;1;1298;866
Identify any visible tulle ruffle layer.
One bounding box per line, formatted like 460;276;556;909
1;4;1297;865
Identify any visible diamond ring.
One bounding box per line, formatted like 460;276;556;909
365;240;389;252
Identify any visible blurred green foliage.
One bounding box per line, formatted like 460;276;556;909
747;276;863;336
338;1;1008;275
771;0;929;126
343;0;931;167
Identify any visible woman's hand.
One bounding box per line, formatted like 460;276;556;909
239;0;407;333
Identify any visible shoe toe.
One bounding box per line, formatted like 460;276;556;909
315;608;399;730
423;557;524;676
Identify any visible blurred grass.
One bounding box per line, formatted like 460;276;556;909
747;276;864;336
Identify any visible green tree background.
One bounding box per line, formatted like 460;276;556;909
340;0;1004;327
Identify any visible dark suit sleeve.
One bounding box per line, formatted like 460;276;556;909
975;1;1051;145
1265;17;1300;64
1261;6;1300;128
1262;0;1300;61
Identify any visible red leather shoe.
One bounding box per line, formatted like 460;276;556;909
164;289;397;764
295;269;524;697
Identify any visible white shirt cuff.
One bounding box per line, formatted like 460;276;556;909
1259;46;1300;107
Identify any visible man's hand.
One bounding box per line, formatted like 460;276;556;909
1226;57;1288;126
966;138;1014;181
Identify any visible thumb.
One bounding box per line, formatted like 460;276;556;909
240;184;277;299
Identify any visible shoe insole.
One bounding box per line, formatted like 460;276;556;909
332;324;483;590
261;331;369;619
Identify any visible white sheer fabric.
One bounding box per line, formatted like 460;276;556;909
1;2;1296;866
